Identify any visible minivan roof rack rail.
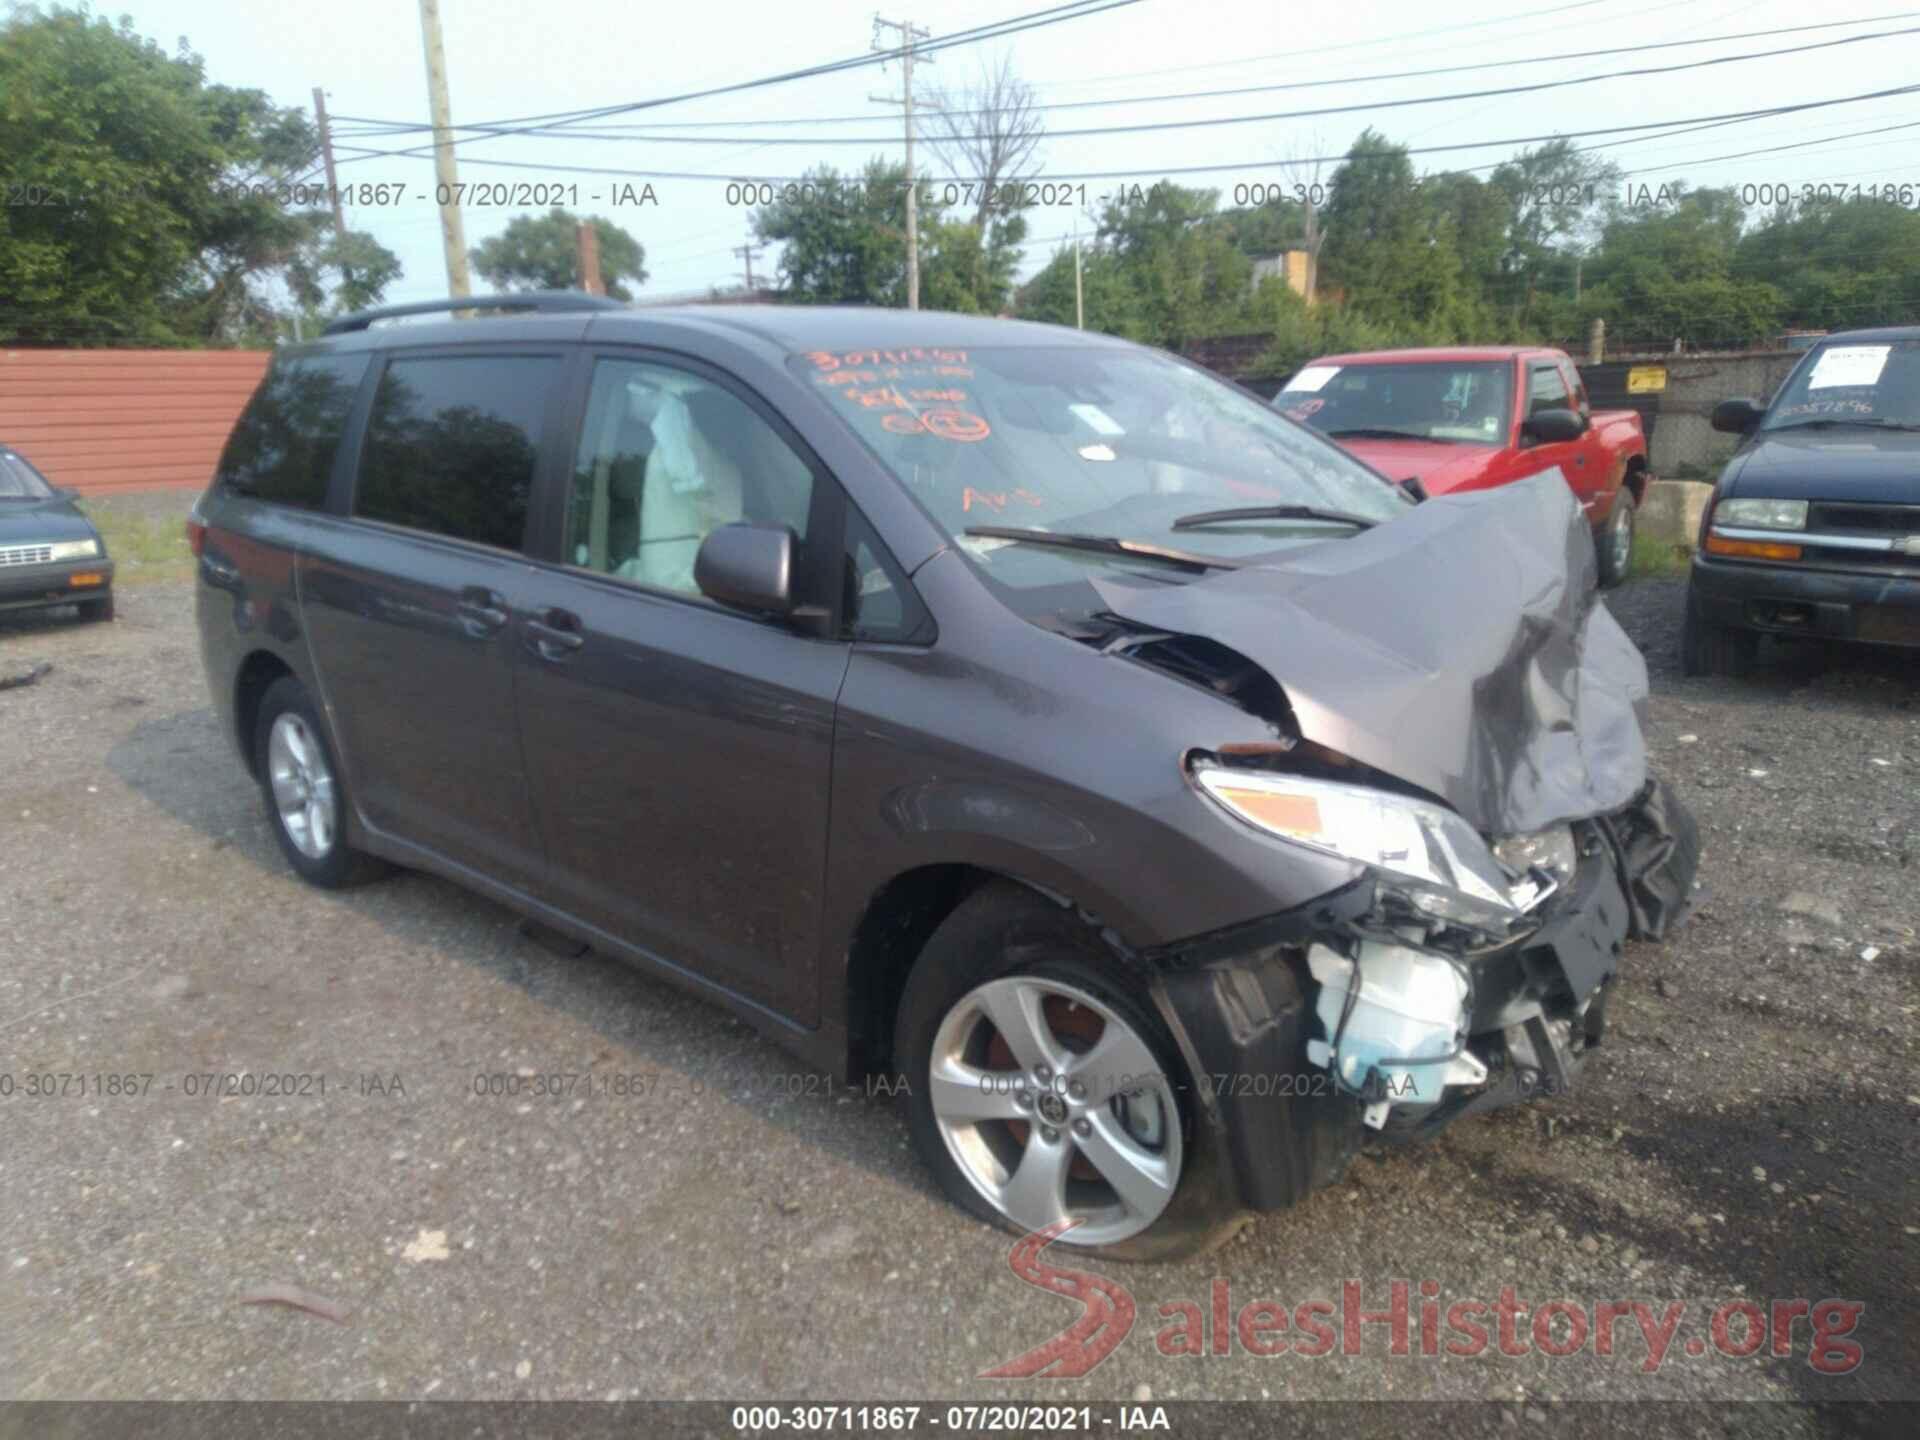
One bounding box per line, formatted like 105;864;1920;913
323;291;626;335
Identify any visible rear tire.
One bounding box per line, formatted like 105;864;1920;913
79;594;114;623
894;881;1247;1262
1680;586;1758;677
1595;491;1636;589
253;676;392;889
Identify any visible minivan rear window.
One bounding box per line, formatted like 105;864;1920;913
353;354;560;552
217;353;370;507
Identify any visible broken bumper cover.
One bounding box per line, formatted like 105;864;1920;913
1147;777;1698;1211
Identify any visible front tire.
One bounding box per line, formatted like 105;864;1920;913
78;594;114;623
1596;490;1636;589
895;882;1245;1261
253;677;391;889
1680;585;1758;677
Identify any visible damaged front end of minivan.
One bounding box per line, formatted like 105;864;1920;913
1103;476;1700;1212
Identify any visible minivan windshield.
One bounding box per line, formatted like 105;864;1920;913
793;343;1409;606
1764;339;1920;431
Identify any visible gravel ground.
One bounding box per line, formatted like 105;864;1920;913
0;495;1913;1430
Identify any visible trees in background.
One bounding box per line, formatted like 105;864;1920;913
10;6;1910;358
923;54;1044;232
1009;131;1919;366
752;158;1027;314
0;6;401;346
752;54;1039;316
470;209;649;300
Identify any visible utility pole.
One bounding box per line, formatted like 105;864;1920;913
1073;229;1084;329
871;15;931;311
312;85;353;300
732;240;763;292
311;87;347;238
576;221;604;295
417;0;472;298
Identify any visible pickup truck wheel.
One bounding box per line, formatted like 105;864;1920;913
78;594;114;623
1596;491;1636;589
1680;587;1758;677
895;882;1246;1262
253;677;392;889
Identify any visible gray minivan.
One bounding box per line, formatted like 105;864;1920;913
194;294;1696;1259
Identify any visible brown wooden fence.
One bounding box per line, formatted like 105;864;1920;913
0;348;270;494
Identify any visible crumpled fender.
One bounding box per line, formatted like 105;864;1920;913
1092;473;1650;836
1602;776;1700;941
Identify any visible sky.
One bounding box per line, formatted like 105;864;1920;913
94;0;1920;306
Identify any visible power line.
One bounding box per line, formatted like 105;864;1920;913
329;24;1920;155
1614;119;1920;178
1031;0;1622;88
323;81;1920;186
333;11;1920;136
330;0;1141;166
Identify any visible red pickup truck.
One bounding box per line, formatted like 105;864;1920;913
1274;346;1650;587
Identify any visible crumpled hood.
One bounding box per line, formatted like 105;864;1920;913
1091;473;1649;836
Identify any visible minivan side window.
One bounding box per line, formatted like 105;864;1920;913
354;355;561;551
842;506;930;644
565;358;814;598
217;353;369;507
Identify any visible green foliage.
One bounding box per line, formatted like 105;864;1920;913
469;208;648;301
1012;128;1904;365
754;160;912;305
1090;182;1253;346
917;212;1027;315
0;5;401;345
1488;138;1619;276
752;159;1025;315
1018;243;1148;339
1248;280;1399;377
1732;194;1920;334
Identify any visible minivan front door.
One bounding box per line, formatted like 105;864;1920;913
513;355;849;1023
301;350;565;893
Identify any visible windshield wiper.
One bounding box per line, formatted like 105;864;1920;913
1172;504;1378;532
1324;426;1427;441
963;526;1241;571
1766;417;1920;433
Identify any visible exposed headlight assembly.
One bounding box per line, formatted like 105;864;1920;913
48;538;101;561
1714;498;1807;530
1192;766;1536;938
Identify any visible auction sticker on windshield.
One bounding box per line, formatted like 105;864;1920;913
1286;365;1342;393
1807;345;1890;389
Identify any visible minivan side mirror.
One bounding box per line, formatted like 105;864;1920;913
1520;407;1586;445
694;523;795;616
1711;398;1766;435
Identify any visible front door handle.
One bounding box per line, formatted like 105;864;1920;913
456;587;510;638
524;608;584;660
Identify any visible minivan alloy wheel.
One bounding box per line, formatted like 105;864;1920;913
928;975;1183;1247
267;712;337;859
